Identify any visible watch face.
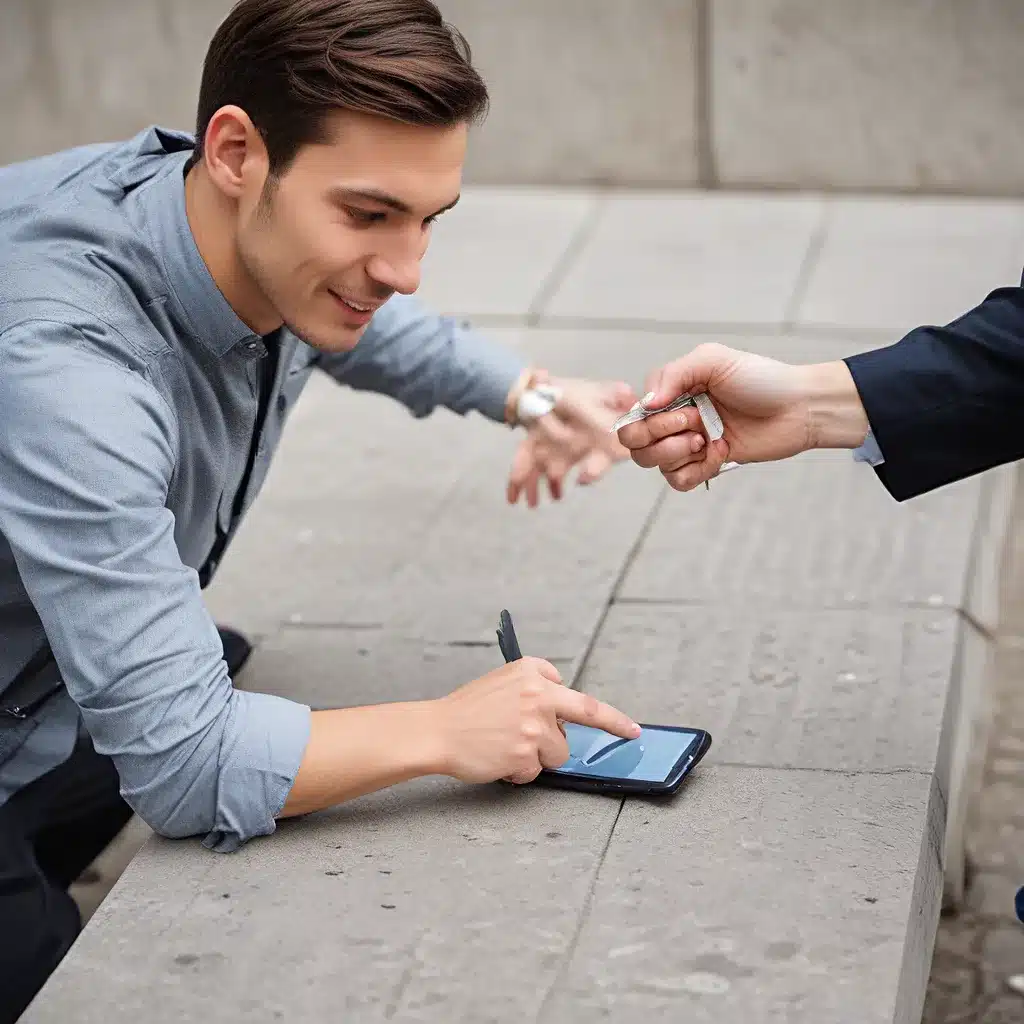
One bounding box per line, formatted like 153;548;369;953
517;386;559;423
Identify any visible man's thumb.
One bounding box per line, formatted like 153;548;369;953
645;345;725;408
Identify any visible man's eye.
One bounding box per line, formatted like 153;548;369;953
346;208;386;226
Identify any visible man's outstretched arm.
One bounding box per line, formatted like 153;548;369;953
316;293;637;501
316;292;526;423
618;284;1024;501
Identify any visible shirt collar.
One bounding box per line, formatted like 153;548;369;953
134;128;258;358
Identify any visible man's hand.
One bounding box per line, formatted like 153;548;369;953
617;344;869;492
507;377;637;507
433;657;640;785
279;654;642;819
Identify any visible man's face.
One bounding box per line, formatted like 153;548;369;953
235;111;466;352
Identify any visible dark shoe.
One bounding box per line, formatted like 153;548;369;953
218;626;253;678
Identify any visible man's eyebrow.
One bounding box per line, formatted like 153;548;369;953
326;187;460;219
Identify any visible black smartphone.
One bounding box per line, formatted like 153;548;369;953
533;721;711;795
496;609;712;796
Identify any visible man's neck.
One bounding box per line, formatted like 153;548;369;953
183;167;282;336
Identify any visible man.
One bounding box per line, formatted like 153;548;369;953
0;1;642;1016
616;282;1024;925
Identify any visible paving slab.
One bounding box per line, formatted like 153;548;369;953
416;187;599;318
202;368;505;638
618;450;983;612
711;0;1024;196
577;602;963;778
542;193;824;327
796;197;1024;333
207;327;694;652
235;628;566;711
964;464;1018;637
22;779;623;1024
542;765;942;1024
434;0;700;187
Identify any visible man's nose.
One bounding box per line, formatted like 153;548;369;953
367;251;421;297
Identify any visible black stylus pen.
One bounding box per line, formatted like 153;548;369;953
496;609;522;663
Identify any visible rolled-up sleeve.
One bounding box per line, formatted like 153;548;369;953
0;322;310;853
318;293;526;422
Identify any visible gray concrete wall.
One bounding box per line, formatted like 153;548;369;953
2;0;1024;195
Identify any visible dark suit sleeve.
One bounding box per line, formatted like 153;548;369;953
843;283;1024;501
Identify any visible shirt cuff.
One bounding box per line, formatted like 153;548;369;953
201;690;312;854
852;428;885;466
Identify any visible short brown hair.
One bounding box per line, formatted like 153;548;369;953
192;0;489;175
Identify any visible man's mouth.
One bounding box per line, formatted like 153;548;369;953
328;290;381;321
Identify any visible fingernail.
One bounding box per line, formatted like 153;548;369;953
692;435;705;452
631;721;642;736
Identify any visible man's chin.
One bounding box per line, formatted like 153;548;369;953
286;320;368;353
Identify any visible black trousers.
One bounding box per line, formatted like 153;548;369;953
0;732;131;1024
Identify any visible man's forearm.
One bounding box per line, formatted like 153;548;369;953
798;361;871;451
318;294;528;423
278;701;445;818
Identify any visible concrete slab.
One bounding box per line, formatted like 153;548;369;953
207;327;693;652
416;188;599;318
543;193;824;327
202;369;504;637
619;450;984;611
711;0;1024;196
0;0;231;163
21;780;622;1024
435;0;700;187
964;465;1018;637
542;765;942;1024
235;627;567;711
797;197;1024;333
578;602;962;776
942;617;996;906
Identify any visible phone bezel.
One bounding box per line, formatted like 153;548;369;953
533;724;712;796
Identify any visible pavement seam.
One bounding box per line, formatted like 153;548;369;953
535;797;626;1023
526;193;610;323
440;310;901;342
782;199;831;328
566;485;670;690
694;0;715;188
712;761;932;777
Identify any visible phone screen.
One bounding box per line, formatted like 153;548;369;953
550;723;701;784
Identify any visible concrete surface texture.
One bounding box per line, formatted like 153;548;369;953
922;489;1024;1022
4;0;1024;194
28;187;1024;1023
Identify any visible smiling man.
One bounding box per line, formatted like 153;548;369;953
0;1;642;1017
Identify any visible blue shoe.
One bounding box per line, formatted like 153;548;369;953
1016;885;1024;923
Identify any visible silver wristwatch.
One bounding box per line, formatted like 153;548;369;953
515;383;562;425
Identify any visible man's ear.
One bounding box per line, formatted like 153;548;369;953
199;105;269;201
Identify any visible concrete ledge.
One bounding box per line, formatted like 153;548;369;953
25;332;1013;1024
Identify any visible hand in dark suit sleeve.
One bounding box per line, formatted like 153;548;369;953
845;283;1024;501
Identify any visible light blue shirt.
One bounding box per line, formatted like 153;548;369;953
0;127;525;852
